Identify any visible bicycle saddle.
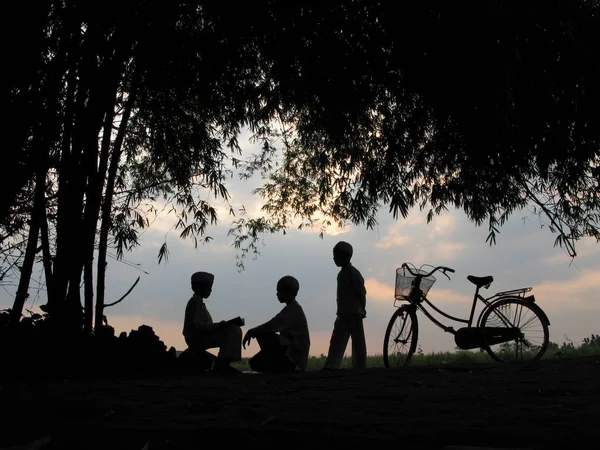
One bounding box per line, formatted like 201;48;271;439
467;275;494;288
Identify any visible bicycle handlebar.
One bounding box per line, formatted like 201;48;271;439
401;263;455;278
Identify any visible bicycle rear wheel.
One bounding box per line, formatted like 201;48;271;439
383;305;418;368
480;297;549;362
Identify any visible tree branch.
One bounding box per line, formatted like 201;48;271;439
521;179;577;258
104;276;140;308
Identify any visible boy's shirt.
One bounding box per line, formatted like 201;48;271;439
336;263;367;316
183;294;215;338
259;299;311;371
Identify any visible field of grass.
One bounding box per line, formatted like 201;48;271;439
232;334;600;372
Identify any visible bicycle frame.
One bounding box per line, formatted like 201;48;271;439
397;263;534;335
415;287;533;335
385;263;551;366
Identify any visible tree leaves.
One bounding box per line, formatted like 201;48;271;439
4;0;599;283
227;1;599;263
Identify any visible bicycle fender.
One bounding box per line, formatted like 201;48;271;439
523;295;551;326
531;302;551;326
476;296;551;327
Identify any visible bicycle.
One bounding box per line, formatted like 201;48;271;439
383;262;551;367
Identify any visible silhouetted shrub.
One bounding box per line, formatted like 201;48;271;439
0;312;178;380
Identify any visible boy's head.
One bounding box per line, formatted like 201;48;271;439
276;275;299;303
191;271;214;298
333;241;353;267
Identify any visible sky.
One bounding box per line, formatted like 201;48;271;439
1;131;599;359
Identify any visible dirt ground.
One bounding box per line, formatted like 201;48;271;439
1;355;598;450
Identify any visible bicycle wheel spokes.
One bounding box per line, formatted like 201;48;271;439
481;298;549;362
383;306;418;368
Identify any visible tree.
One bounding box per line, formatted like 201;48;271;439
3;1;284;331
3;1;598;336
230;1;600;264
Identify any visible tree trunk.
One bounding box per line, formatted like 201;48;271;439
40;207;54;304
58;19;110;334
60;77;88;333
51;45;77;315
95;71;139;330
82;55;124;333
11;169;46;326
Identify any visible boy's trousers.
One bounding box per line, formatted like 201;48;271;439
324;314;367;370
186;325;242;361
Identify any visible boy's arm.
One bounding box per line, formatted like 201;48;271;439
192;302;223;334
360;286;367;316
197;314;227;333
250;308;289;334
225;316;245;327
353;270;367;315
198;322;223;333
183;300;195;336
243;314;281;349
251;317;279;334
361;275;367;311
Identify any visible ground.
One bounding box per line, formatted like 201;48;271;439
1;355;598;449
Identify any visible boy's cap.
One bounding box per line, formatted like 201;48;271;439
191;271;214;284
334;241;353;256
277;275;300;293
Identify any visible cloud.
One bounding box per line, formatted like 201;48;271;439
372;210;468;260
206;243;235;254
435;242;467;260
533;269;600;308
542;236;600;265
401;213;427;226
426;288;471;305
428;214;456;238
365;277;394;303
373;212;430;250
320;223;353;236
374;226;410;249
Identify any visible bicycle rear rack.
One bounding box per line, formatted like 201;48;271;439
494;287;532;297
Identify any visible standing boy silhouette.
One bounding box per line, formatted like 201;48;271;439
323;241;367;370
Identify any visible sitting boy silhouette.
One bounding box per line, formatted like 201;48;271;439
243;276;310;373
182;271;243;374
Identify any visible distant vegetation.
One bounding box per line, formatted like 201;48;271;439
233;334;600;371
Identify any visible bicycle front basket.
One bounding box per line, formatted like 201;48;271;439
395;267;436;301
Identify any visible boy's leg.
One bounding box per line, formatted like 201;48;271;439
250;349;294;373
350;316;367;370
250;332;295;373
255;331;280;350
197;325;242;362
217;325;242;361
323;316;351;369
248;331;279;372
177;347;213;371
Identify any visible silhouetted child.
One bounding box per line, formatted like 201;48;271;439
323;241;367;370
182;271;243;374
243;275;310;373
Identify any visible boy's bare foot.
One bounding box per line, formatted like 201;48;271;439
212;359;242;375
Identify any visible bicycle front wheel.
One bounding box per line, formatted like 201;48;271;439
383;305;418;368
480;297;549;362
